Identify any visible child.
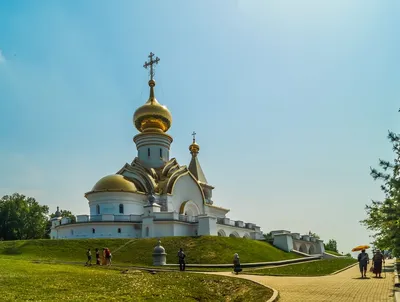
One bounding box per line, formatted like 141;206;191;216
85;248;92;266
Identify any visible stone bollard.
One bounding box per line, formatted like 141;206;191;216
152;239;167;266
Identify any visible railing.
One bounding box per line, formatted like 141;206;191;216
60;213;198;226
216;217;257;230
179;215;198;223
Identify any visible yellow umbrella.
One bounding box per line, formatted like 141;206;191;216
351;245;370;252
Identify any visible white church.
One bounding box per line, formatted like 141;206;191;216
50;53;263;240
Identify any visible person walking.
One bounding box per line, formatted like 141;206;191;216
233;253;242;275
357;249;369;278
85;248;92;266
104;248;112;266
177;248;186;271
372;250;385;278
95;248;101;265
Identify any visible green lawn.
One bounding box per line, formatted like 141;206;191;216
325;250;343;256
0;258;272;301
249;258;357;276
0;236;300;266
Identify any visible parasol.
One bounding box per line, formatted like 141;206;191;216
351;245;370;252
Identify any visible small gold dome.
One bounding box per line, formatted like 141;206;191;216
133;80;172;133
189;141;200;154
92;175;137;192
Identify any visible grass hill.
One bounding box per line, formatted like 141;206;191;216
0;236;301;266
325;250;343;256
0;258;273;301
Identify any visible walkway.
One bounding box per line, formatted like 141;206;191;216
211;260;395;302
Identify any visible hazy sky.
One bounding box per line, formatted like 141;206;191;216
0;1;398;255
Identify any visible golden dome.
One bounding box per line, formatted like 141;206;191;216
189;132;200;155
133;80;172;133
92;174;137;192
189;141;200;155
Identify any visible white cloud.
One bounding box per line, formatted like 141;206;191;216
0;49;5;63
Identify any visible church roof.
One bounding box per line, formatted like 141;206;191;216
188;132;208;184
188;156;208;184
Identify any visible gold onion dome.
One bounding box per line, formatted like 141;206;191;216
133;80;172;133
189;133;200;155
92;175;137;192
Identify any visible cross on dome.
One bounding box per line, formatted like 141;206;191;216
143;52;160;80
192;131;196;143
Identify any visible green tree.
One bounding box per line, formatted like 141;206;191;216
309;232;320;239
0;193;49;240
361;130;400;256
324;239;338;252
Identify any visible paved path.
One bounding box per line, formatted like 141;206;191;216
210;260;396;302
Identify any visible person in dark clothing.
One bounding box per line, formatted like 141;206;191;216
357;249;369;278
372;250;385;278
233;253;242;275
85;248;92;266
177;248;186;271
95;248;101;265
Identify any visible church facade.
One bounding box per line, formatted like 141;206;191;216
50;53;263;240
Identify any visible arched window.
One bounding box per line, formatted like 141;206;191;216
118;228;121;233
159;148;162;158
145;227;149;237
92;228;95;234
96;204;100;215
147;148;151;157
71;230;74;236
119;204;124;214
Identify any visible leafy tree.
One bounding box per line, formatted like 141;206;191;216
324;239;338;252
0;193;49;240
263;232;273;240
309;232;320;239
345;253;351;257
361;130;400;256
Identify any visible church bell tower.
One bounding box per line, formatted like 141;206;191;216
133;52;173;168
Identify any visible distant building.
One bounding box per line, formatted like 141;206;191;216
50;53;263;240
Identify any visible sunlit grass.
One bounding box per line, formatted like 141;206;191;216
0;258;272;301
249;258;357;276
325;250;343;256
0;236;300;265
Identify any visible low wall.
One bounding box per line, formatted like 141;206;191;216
164;255;321;268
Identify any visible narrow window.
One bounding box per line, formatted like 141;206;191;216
119;204;124;214
118;228;121;233
148;148;150;157
71;230;74;235
146;227;149;237
92;228;95;234
159;148;162;158
96;204;100;215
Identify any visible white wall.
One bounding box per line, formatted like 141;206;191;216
87;191;146;216
169;174;204;214
273;234;294;252
204;205;229;218
198;216;217;236
216;224;254;238
134;133;172;168
55;223;140;239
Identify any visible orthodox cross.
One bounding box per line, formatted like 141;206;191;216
143;52;160;80
192;131;196;142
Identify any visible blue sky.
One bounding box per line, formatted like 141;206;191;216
0;0;399;254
